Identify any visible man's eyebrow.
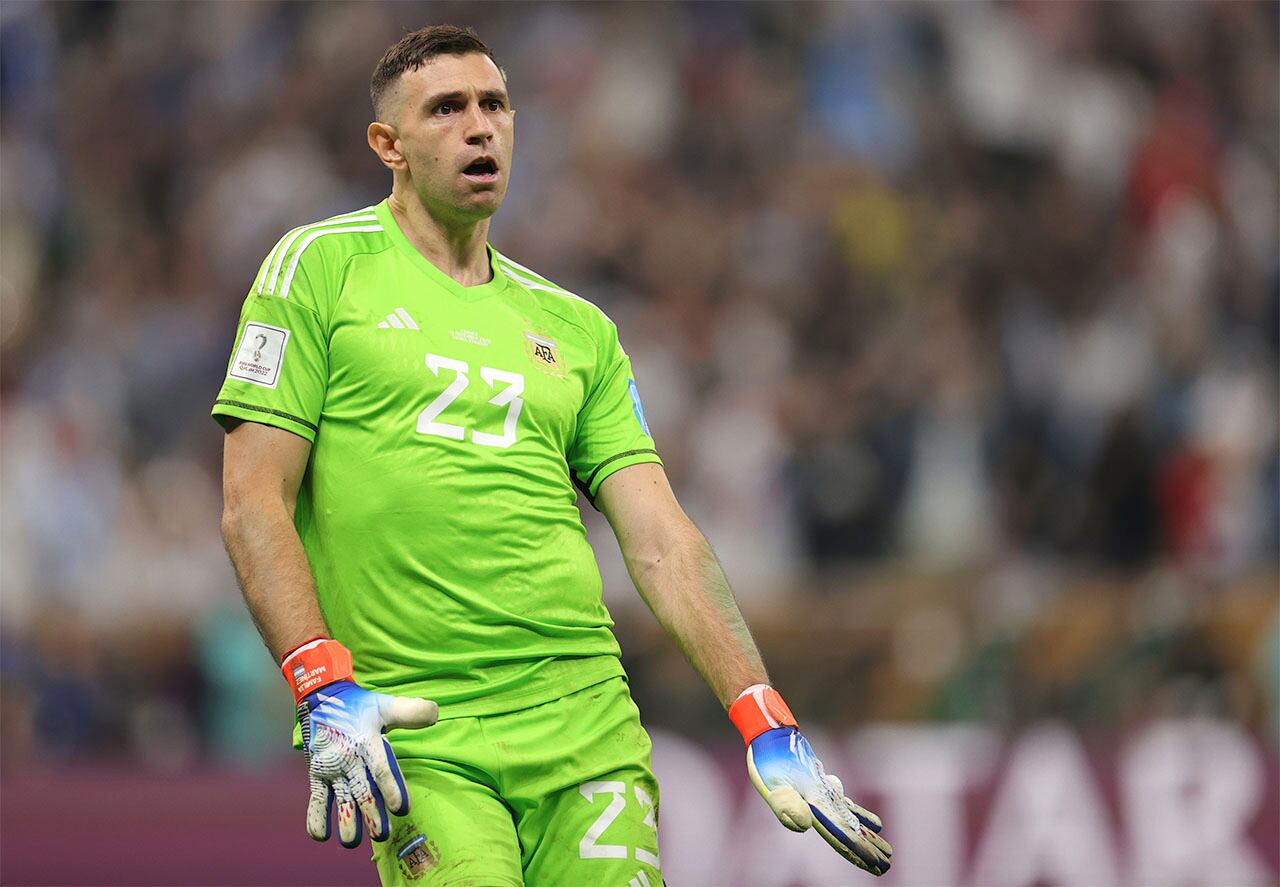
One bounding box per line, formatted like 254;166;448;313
421;88;510;109
422;89;466;109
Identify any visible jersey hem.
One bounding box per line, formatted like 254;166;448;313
212;400;318;441
289;656;626;749
426;655;626;721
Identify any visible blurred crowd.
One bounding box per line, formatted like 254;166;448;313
0;2;1276;767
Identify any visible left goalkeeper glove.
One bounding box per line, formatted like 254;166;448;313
730;684;892;876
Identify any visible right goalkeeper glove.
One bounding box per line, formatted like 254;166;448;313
730;684;892;876
281;637;439;848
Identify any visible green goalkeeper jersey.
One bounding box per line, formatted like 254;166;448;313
212;201;662;718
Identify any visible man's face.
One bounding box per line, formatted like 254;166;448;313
387;53;514;223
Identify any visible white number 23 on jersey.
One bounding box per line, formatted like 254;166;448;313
418;353;525;449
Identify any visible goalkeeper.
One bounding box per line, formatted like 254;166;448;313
214;24;890;885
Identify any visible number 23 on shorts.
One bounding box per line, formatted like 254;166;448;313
578;780;660;870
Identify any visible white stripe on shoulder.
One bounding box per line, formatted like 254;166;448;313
258;208;377;295
500;264;575;297
257;210;372;294
494;252;565;288
257;209;376;294
277;224;383;300
497;259;615;324
265;211;377;295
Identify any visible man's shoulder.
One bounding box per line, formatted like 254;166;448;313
494;251;616;335
253;205;391;302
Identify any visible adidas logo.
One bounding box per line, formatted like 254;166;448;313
378;308;419;330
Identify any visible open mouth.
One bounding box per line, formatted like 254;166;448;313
462;158;498;180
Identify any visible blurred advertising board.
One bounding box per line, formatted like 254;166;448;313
2;719;1275;886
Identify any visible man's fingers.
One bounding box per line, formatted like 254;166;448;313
810;796;891;875
815;770;891;870
364;737;412;816
840;797;891;857
377;695;438;731
848;800;884;834
808;803;890;880
361;692;433;818
852;831;892;875
305;775;334;842
333;779;363;849
347;764;389;842
822;772;883;834
867;829;894;859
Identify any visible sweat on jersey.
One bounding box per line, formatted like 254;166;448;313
212;200;662;719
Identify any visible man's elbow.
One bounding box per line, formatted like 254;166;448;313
627;547;666;586
220;482;289;543
626;518;705;584
220;494;251;547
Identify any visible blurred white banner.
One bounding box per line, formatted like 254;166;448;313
652;720;1277;887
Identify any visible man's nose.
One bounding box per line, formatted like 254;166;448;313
464;104;493;144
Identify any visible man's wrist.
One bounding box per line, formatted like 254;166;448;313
728;683;798;745
280;637;353;703
281;635;329;662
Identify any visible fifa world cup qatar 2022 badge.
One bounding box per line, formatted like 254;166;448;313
391;820;440;881
228;322;290;389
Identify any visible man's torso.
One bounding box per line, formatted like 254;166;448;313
214;201;662;716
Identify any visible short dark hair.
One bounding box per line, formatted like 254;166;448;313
370;25;498;120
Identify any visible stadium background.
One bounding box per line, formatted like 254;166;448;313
1;2;1276;885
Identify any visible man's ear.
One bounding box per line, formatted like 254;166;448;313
367;121;405;171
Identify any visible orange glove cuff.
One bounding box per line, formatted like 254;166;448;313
280;638;353;704
729;684;798;745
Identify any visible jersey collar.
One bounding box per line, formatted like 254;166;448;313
374;199;509;301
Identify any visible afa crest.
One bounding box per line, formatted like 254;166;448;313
391;821;440;881
524;331;564;376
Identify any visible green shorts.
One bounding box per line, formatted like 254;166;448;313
372;676;663;886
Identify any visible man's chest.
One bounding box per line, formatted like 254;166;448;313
323;280;594;453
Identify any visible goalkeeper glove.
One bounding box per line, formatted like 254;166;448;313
282;637;438;848
729;684;892;876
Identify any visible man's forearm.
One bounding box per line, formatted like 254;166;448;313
626;523;769;708
221;498;328;661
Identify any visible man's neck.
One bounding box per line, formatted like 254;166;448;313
387;191;492;287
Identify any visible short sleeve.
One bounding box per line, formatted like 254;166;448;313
568;322;662;500
211;249;329;442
